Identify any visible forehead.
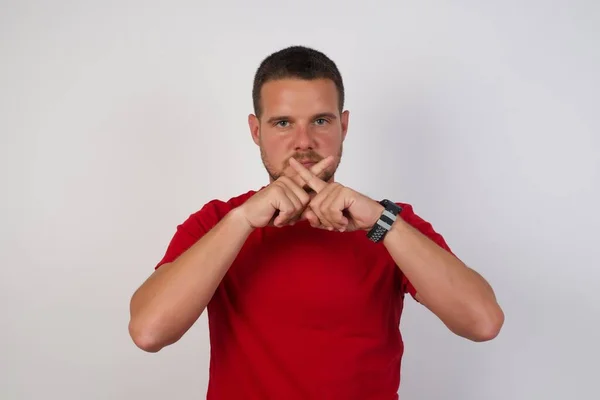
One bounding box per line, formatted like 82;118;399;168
259;78;339;117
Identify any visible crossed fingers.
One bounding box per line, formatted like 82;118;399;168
288;158;329;193
287;157;350;231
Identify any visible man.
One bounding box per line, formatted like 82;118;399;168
129;45;504;399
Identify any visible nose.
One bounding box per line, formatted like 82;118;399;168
293;124;314;150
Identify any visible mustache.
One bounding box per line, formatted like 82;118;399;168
290;151;323;163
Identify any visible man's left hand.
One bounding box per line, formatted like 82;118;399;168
288;158;384;232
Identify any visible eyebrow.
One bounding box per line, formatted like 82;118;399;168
266;113;338;124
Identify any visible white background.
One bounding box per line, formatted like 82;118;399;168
1;1;599;399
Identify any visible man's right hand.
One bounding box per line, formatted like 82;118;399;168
238;156;334;229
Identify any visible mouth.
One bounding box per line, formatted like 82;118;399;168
296;159;318;168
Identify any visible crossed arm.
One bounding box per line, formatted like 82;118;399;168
130;159;504;352
289;158;505;342
382;218;504;341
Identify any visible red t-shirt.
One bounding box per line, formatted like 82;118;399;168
155;189;453;399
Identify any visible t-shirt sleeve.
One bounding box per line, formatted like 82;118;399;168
397;203;455;300
155;200;229;270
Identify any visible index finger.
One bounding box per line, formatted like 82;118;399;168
282;156;333;188
310;155;334;177
289;157;329;193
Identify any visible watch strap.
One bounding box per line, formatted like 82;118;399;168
367;199;402;243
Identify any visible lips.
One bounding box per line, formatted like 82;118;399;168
296;159;318;167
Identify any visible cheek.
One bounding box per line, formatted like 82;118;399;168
261;136;291;164
262;136;287;153
264;130;298;147
320;135;342;151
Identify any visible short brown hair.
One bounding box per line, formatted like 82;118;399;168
252;45;345;118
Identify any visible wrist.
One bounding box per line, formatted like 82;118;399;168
229;206;255;234
366;199;404;243
365;201;385;231
382;214;409;245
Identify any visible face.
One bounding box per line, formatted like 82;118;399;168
248;78;349;184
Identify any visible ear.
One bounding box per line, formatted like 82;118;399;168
248;114;260;145
341;110;349;141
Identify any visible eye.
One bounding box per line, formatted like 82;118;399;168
314;118;328;126
276;120;290;128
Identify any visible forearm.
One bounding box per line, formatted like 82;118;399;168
383;218;504;342
129;207;253;352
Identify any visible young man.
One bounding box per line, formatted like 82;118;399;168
128;46;504;399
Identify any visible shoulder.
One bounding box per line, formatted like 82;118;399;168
394;202;428;226
153;189;259;269
395;201;454;254
187;188;258;227
395;202;424;226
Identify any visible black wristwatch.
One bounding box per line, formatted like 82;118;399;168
366;199;403;243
